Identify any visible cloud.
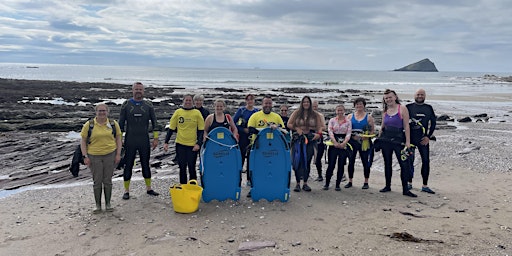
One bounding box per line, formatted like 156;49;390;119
0;0;511;72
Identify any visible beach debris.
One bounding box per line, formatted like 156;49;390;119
455;209;467;213
399;211;426;218
238;240;276;251
457;146;481;155
389;232;444;244
291;241;302;246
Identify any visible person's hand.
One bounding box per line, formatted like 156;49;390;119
84;157;91;167
163;143;169;152
295;128;303;135
270;123;278;130
115;154;121;164
313;133;321;141
420;136;430;146
152;138;158;150
192;144;200;151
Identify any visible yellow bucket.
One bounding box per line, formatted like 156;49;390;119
169;180;203;213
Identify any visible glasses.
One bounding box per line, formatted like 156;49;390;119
97;110;107;112
280;110;287;112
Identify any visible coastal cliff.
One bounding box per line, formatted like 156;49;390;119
394;58;438;72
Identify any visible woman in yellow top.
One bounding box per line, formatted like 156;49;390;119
164;95;205;184
80;103;122;213
287;96;325;192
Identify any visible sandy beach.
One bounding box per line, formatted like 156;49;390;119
1;80;511;255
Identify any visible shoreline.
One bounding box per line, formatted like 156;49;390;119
1;77;512;254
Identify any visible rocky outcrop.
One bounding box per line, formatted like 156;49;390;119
394;58;438;72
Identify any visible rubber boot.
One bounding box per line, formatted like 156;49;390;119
104;184;113;212
93;187;102;214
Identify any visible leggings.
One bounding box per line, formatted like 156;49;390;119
381;142;411;193
176;143;199;184
409;142;430;185
123;138;151;181
347;140;371;179
314;140;325;176
325;146;349;187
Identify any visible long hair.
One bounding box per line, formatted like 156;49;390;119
295;96;318;123
382;89;401;112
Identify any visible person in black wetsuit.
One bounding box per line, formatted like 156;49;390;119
194;94;210;120
406;88;437;194
312;100;327;182
203;99;238;141
119;82;160;200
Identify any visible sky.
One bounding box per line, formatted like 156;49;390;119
1;0;511;72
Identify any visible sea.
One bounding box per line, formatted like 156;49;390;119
1;62;511;120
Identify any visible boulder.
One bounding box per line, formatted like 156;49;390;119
457;117;472;123
394;58;438;72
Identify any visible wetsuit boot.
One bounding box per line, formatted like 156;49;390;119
93;187;102;214
104;184;113;212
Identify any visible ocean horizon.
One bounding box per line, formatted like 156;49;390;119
1;62;511;122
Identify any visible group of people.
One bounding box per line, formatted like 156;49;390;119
79;81;437;213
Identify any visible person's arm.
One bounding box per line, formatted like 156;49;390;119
119;101;127;132
148;103;159;150
203;114;213;142
313;112;325;141
114;121;122;164
226;114;239;140
427;105;437;138
287;111;302;134
164;113;177;152
401;105;411;148
367;114;376;134
80;121;90;166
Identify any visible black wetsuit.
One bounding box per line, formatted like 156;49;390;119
209;114;231;130
406;102;436;186
119;98;157;181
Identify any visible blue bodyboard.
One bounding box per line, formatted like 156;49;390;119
249;127;291;202
200;127;242;202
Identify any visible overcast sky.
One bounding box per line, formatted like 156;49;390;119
1;0;511;72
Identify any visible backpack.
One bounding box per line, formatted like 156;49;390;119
69;118;117;177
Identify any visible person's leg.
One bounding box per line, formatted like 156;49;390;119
335;150;347;189
176;143;189;184
380;144;393;192
324;146;337;189
347;143;358;183
315;142;325;181
139;140;155;192
188;147;199;181
103;151;115;211
396;146;416;197
360;148;371;185
89;154;103;213
302;140;317;191
122;142;137;198
418;143;435;193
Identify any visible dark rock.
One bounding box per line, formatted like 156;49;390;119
473;113;488;118
458;117;472;123
437;114;453;121
394;58;439;72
